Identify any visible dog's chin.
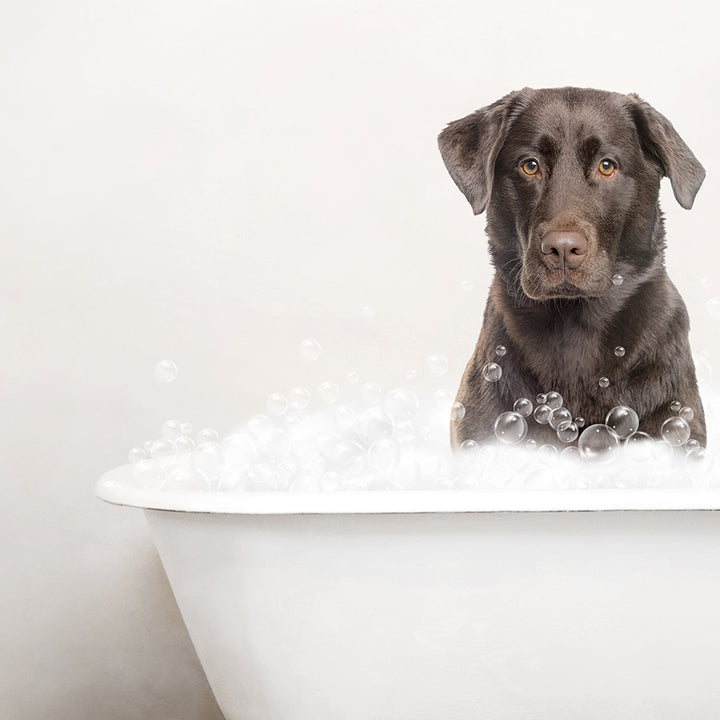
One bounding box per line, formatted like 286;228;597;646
521;274;605;302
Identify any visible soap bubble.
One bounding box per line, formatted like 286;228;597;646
495;345;507;357
482;362;502;382
557;420;579;443
333;440;366;472
684;439;700;454
166;467;211;492
266;393;289;416
368;438;399;471
670;400;682;412
598;377;610;388
493;411;528;445
318;381;341;405
450;402;466;421
578;424;619;463
180;422;192;435
356;407;394;443
288;386;312;410
128;447;147;463
149;439;175;458
661;416;691;447
460;279;474;291
426;353;448;377
382;388;420;425
192;442;222;480
679;406;694;422
247;415;272;439
361;305;376;319
605;406;639;440
560;445;580;460
174;435;195;453
299;339;322;363
537;444;559;461
513;398;533;417
533;404;552;424
707;297;720;320
133;460;166;489
624;431;654;462
333;405;357;432
612;273;624;286
575;416;586;428
161;420;183;442
362;382;383;405
197;427;220;446
545;391;563;410
614;346;626;358
406;368;418;381
536;393;547;405
346;370;360;385
549;407;572;430
526;439;537;450
155;360;178;383
459;439;479;456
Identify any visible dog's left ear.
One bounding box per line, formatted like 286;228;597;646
629;94;705;210
438;89;528;215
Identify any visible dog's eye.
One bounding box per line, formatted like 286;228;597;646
598;159;616;176
521;159;539;176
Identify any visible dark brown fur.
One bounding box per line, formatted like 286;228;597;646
438;87;706;448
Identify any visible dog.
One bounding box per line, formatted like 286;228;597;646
438;87;706;449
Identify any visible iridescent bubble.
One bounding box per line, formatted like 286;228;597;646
362;382;383;405
161;420;183;442
426;353;449;377
450;402;466;422
614;346;626;358
318;381;341;405
493;411;528;445
513;398;533;417
605;406;639;440
460;279;474;291
598;377;610;388
128;447;147;463
495;345;507;357
557;420;579;443
549;407;572;430
298;338;322;363
482;362;502;382
545;391;563;410
575;416;586;428
346;370;360;385
679;406;694;422
155;360;178;383
533;404;552;424
368;439;399;471
196;427;220;446
536;393;547;405
577;424;619;463
288;386;312;410
670;400;682;413
612;273;624;286
382;388;420;425
266;393;289;416
133;459;166;489
661;416;691;447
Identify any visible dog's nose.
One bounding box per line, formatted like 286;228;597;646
540;231;588;270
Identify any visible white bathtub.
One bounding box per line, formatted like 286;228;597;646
97;464;720;720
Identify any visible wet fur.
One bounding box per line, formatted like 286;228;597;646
438;87;706;448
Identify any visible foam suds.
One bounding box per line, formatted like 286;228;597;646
128;388;720;493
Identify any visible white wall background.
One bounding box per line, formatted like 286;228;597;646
2;1;718;718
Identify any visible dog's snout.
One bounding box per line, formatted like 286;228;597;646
540;230;588;270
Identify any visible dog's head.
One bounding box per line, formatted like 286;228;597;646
438;87;705;300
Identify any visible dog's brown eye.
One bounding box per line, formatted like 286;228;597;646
521;159;539;175
599;159;616;176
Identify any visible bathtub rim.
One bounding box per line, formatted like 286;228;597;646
95;462;720;514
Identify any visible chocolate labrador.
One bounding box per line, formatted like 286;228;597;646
438;87;706;449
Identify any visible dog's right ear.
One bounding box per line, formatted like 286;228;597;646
438;90;526;215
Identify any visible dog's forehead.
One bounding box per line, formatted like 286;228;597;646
508;89;635;149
